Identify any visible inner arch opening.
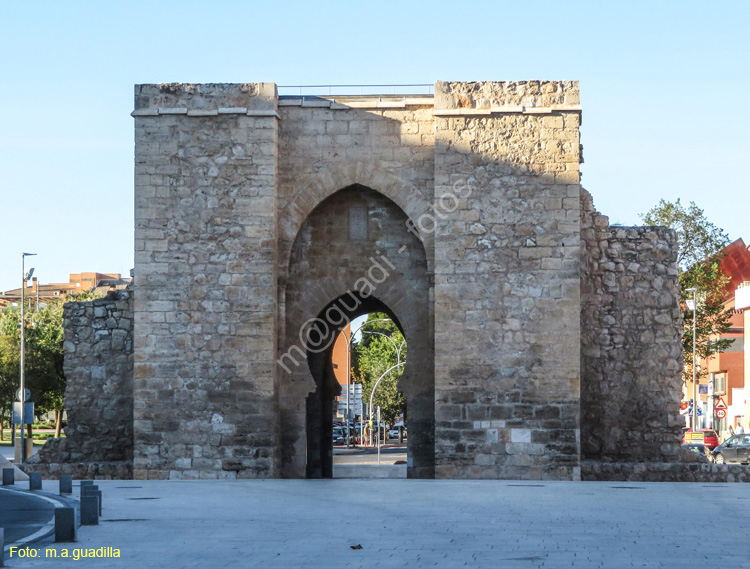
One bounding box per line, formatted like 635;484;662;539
305;293;406;478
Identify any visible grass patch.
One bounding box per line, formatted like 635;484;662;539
0;431;65;445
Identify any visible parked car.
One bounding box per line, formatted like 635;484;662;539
332;427;349;446
681;443;710;460
389;427;407;439
682;429;720;449
712;434;750;464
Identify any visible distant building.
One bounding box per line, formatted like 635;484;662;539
698;239;750;438
331;323;355;420
736;282;750;432
0;272;132;308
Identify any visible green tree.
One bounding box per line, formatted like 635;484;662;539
0;307;21;441
27;300;66;435
641;199;733;383
0;298;68;439
641;198;730;271
352;313;407;427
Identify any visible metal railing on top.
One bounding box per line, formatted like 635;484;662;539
278;84;433;97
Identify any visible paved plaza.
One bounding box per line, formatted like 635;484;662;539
3;478;750;568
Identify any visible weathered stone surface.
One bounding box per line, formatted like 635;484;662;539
579;189;684;463
581;460;750;483
434;80;580;110
25;289;134;480
133;83;278;481
433;81;582;481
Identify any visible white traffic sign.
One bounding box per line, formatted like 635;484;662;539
715;397;728;410
716;408;727;419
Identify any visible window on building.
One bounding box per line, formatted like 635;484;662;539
715;374;727;394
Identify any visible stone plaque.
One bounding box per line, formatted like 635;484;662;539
348;206;368;241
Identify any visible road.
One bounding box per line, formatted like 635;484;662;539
0;488;55;546
1;429;56;462
0;444;41;462
333;443;406;465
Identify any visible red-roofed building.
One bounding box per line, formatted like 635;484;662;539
701;239;750;438
0;272;131;309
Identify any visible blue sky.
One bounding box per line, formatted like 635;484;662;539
1;1;748;290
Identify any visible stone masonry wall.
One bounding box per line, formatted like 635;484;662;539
132;83;278;480
433;81;583;480
582;460;750;482
125;80;693;482
25;289;134;479
580;189;684;463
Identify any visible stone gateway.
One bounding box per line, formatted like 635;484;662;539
29;81;691;481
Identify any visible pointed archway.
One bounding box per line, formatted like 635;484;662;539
277;184;434;478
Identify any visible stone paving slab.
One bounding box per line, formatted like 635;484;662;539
4;479;750;568
333;465;406;478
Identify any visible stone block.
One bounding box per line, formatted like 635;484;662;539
175;458;192;469
511;429;532;443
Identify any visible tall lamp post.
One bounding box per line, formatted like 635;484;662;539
685;287;698;431
361;332;405;446
340;318;391;449
369;362;405;454
19;252;37;463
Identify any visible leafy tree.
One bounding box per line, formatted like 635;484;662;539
641;199;733;384
0;298;68;439
641;198;730;271
352;313;407;428
0;308;21;441
26;300;66;436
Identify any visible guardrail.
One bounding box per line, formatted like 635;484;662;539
278;84;433;96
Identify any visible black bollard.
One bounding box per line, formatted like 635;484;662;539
59;475;73;494
80;494;99;525
2;468;14;486
82;484;102;515
29;472;42;490
54;507;77;542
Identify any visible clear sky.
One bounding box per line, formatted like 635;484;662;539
1;1;748;290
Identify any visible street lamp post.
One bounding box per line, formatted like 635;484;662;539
686;287;698;431
19;252;37;463
356;331;404;445
340;318;391;449
368;361;405;453
360;332;404;446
